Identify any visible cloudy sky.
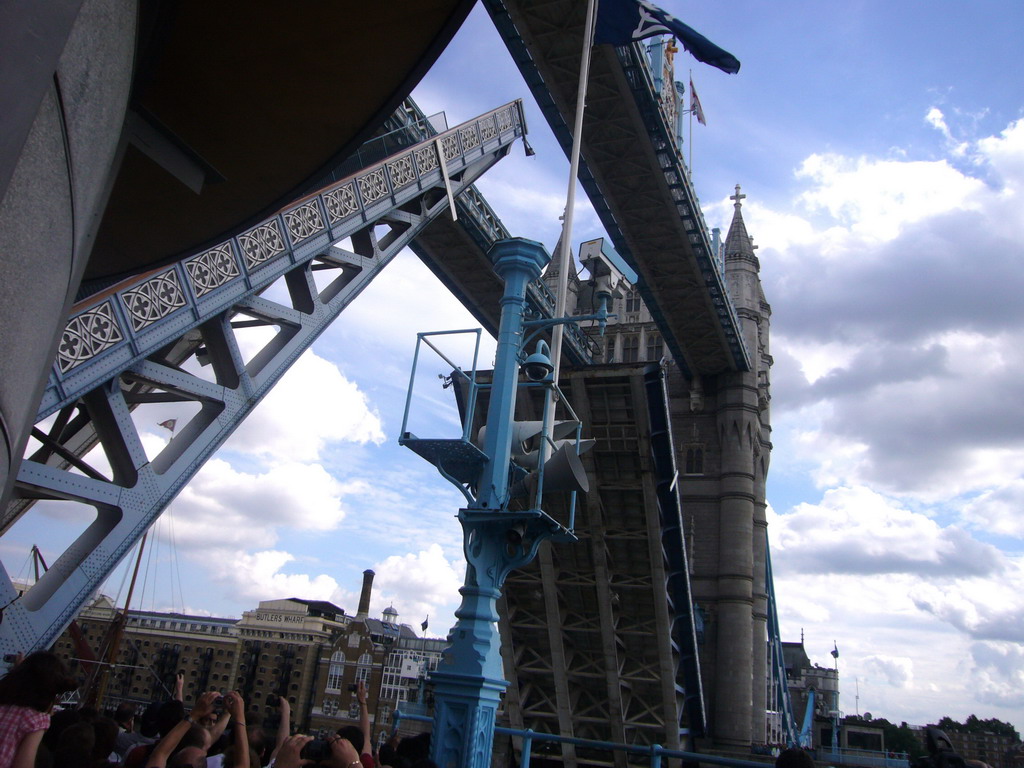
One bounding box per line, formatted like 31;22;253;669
5;0;1024;736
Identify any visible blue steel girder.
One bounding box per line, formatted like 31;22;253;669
0;102;526;658
365;98;596;366
484;0;750;377
767;544;800;747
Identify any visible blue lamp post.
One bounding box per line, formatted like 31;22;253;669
400;237;585;768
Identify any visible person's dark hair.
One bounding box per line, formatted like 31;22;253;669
92;717;119;761
397;732;431;761
139;701;162;738
114;701;136;727
379;742;403;767
53;720;96;768
776;748;816;768
42;707;83;751
0;650;77;711
176;724;209;751
336;724;364;753
155;699;186;737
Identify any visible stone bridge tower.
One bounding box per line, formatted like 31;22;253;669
673;186;772;749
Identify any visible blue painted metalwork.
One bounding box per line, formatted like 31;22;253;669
801;688;817;746
400;237;594;768
394;710;774;768
644;363;707;737
767;543;801;747
0;102;528;661
824;747;911;768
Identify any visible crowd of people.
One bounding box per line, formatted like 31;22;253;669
0;652;437;768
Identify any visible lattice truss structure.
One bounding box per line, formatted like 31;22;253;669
0;103;527;658
499;366;701;767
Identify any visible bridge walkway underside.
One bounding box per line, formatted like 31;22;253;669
485;0;748;378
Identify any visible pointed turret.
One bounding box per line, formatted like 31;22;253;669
724;184;756;258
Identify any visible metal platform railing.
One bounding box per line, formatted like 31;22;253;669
394;710;774;768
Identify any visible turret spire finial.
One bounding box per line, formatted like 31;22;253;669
730;184;745;210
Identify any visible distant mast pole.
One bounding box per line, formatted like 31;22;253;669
550;0;597;390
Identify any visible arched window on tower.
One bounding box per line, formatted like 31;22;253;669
622;335;639;362
645;332;663;361
685;445;704;475
605;335;616;363
625;289;641;313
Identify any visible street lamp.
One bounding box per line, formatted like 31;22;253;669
399;237;599;767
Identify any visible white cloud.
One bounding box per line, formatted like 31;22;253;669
225;348;385;462
961;479;1024;539
926;107;951;139
909;559;1024;643
167;457;355;551
795;152;983;243
970;642;1024;709
976;118;1024;192
772;486;1004;578
863;655;914;689
208;549;341;604
368;544;464;632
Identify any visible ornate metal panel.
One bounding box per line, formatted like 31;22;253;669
186;242;240;298
460;125;481;150
239;220;286;269
283;199;326;243
357;167;390;204
386;153;416;188
323;182;360;224
58;302;124;374
415;145;439;174
120;269;187;332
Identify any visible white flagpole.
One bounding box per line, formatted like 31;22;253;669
549;0;598;392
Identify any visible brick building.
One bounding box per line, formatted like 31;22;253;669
49;570;443;743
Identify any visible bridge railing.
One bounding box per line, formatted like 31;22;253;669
824;748;911;768
393;710;773;768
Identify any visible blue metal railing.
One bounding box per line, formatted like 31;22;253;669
824;748;910;768
393;711;773;768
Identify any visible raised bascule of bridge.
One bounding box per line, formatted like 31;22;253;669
0;1;796;765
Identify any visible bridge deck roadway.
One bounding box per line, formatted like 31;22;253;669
485;0;749;377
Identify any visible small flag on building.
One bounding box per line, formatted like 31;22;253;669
831;641;839;659
421;616;429;632
158;419;177;432
595;0;741;74
689;77;707;125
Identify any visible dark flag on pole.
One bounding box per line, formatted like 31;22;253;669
594;0;741;74
421;616;429;633
831;641;839;659
158;419;177;432
690;77;707;125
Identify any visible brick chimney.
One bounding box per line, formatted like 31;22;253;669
356;569;374;620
